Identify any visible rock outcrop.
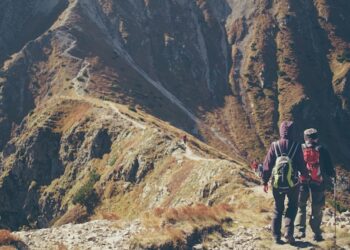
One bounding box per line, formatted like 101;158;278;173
14;220;142;250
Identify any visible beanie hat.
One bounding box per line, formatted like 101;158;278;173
304;128;319;146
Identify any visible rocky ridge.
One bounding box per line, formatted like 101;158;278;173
1;0;349;160
0;94;248;231
8;209;350;250
14;220;142;250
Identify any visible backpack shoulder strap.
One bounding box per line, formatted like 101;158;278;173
277;141;283;155
287;142;296;156
290;143;299;160
274;141;281;157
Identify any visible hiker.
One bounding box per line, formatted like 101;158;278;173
296;128;336;241
182;135;188;144
251;159;258;172
262;121;309;245
258;163;263;177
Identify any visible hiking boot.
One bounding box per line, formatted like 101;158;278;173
296;231;306;239
313;234;324;242
274;237;284;245
284;234;296;245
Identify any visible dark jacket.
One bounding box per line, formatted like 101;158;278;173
303;143;335;178
262;121;308;185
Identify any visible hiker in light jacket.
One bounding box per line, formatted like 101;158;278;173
262;121;309;245
296;128;335;241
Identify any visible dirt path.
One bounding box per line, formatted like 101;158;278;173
184;146;217;162
244;185;350;250
56;94;147;130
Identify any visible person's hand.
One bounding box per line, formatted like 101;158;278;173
263;183;269;193
332;177;336;185
299;175;310;184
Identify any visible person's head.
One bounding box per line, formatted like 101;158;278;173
279;121;294;140
304;128;319;146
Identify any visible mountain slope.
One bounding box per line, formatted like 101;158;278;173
0;0;350;232
1;0;349;160
0;93;248;230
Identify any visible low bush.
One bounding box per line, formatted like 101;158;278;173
99;212;120;221
56;243;68;250
77;76;85;82
128;106;137;112
277;70;286;77
250;42;257;51
0;230;16;245
72;170;100;213
132;204;234;249
329;199;348;213
336;49;350;63
0;230;27;249
55;205;88;226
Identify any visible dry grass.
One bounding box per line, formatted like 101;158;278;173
97;211;121;221
0;230;26;249
56;242;68;250
159;204;233;223
0;231;19;246
0;247;16;250
166;162;194;196
132;204;234;249
54;205;88;226
54;102;91;133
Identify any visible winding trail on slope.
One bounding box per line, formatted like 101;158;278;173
58;29;147;130
60;39;216;160
106;101;146;130
55;10;244;160
68;0;245;160
184;146;217;162
60;93;219;162
58;94;147;130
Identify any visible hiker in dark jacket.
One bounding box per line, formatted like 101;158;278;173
296;128;335;241
262;121;309;245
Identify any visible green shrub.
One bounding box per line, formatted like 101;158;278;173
329;199;347;213
277;70;286;77
128;106;137;112
250;42;257;51
283;57;292;64
108;156;117;166
284;77;292;82
77;76;85;82
73;170;101;213
89;170;100;183
250;55;258;61
336;49;350;63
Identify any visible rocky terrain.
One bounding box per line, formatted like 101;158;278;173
8;208;350;249
14;220;143;250
0;0;350;249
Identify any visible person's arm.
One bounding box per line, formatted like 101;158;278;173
293;143;309;180
262;142;277;185
320;147;335;178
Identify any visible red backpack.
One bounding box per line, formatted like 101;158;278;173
302;144;323;183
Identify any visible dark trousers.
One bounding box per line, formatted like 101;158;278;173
296;183;325;236
272;187;299;239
